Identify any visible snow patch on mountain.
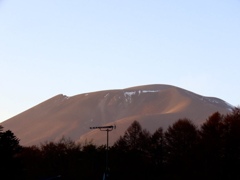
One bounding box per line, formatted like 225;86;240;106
201;97;220;104
124;90;159;97
224;101;235;111
200;96;234;111
104;93;109;98
124;91;136;97
63;95;69;99
124;91;136;103
123;89;160;103
142;90;160;93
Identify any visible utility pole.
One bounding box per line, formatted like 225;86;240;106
90;125;116;180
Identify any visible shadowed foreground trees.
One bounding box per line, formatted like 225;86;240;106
111;109;240;180
199;112;225;179
1;108;240;180
164;119;199;179
20;138;106;179
112;121;153;179
0;126;22;179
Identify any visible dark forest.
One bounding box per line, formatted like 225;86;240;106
1;108;240;180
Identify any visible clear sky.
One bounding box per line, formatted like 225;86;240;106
0;0;240;122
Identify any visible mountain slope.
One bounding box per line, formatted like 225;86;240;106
1;84;233;146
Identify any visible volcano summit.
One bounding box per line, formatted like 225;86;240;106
1;84;233;146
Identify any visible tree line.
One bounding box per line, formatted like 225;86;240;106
1;108;240;180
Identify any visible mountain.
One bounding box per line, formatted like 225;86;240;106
0;84;233;146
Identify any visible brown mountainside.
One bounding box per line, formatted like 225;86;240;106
1;84;233;146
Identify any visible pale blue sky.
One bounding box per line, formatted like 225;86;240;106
0;0;240;122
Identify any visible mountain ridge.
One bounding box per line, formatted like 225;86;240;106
1;84;233;146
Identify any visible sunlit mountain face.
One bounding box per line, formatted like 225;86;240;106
1;84;233;146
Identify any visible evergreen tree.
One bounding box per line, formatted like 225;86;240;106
164;118;199;179
0;127;22;179
112;121;152;180
114;120;151;152
150;127;165;178
222;108;240;179
199;112;224;179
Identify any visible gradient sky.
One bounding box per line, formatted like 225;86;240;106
0;0;240;122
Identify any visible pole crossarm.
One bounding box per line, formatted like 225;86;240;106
90;125;116;131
